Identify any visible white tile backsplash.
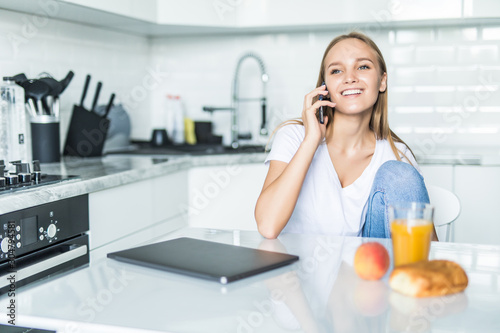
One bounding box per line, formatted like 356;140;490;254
392;67;436;85
0;9;152;140
458;45;499;64
388;46;416;64
415;46;456;64
1;7;499;150
437;27;478;42
436;66;480;85
483;27;500;40
396;29;434;44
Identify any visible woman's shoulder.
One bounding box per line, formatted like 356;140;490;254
274;122;305;141
266;123;305;163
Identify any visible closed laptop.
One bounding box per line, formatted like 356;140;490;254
107;237;299;284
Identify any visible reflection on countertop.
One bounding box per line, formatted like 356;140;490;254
2;227;494;333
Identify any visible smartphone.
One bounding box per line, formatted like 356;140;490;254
318;82;326;124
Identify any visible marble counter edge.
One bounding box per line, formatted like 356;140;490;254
0;153;267;214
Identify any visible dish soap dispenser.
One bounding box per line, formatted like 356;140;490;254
166;95;185;145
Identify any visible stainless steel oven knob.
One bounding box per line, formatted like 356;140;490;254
33;171;42;183
1;237;10;253
5;175;19;186
19;173;32;183
47;224;57;238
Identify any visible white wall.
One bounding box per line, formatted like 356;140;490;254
151;25;500;151
0;8;152;141
1;7;499;152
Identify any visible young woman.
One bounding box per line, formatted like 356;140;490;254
255;31;437;240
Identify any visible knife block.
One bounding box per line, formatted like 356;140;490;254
63;105;110;157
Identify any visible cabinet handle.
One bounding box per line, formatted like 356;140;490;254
0;244;88;289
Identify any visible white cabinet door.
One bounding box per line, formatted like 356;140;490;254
188;163;267;231
420;165;454;191
420;165;455;241
454;166;500;245
59;0;157;22
89;171;188;251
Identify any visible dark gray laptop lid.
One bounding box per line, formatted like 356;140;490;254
107;237;299;284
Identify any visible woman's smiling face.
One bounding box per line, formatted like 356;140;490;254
323;38;387;116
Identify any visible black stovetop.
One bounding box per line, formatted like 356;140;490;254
0;174;78;195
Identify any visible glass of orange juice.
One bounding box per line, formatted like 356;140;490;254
389;202;434;267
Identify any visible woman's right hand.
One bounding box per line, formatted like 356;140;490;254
256;85;335;239
302;85;336;146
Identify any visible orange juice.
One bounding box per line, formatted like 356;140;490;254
391;219;433;267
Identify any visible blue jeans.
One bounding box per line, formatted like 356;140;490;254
362;160;429;238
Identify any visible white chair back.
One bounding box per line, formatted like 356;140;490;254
427;185;461;242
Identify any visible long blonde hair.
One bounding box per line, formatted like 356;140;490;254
270;31;413;162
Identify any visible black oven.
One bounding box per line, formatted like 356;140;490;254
0;194;89;294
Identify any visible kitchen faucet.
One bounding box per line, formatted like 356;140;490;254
203;52;268;149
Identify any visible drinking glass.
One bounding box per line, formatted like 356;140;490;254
389;202;434;267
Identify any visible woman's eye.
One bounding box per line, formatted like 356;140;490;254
330;69;341;75
359;65;370;70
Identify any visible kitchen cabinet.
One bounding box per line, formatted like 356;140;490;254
420;164;500;246
0;0;499;37
454;166;500;246
420;165;454;191
89;170;188;253
59;0;157;22
187;162;500;246
188;163;267;231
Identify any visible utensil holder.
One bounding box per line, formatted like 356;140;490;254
31;115;60;163
63;105;110;157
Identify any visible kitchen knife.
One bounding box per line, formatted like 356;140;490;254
80;74;91;107
91;81;102;113
103;93;115;119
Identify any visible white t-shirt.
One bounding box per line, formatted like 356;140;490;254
264;124;419;237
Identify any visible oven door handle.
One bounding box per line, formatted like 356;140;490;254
0;244;88;289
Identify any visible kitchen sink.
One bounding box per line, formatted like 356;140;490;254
108;142;267;156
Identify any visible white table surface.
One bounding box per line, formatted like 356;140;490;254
1;227;499;333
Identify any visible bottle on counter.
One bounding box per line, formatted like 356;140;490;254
0;77;31;162
165;95;185;145
0;86;9;161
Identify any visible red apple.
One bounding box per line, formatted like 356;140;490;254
354;242;390;280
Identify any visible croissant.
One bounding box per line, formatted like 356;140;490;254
389;260;468;297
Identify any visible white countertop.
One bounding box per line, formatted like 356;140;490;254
0;153;267;215
414;146;500;166
1;146;499;215
1;227;499;333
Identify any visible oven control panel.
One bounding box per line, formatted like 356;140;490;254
0;194;89;262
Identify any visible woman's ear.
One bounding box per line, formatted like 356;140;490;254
379;72;387;93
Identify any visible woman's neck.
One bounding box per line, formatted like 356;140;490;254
326;111;375;151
